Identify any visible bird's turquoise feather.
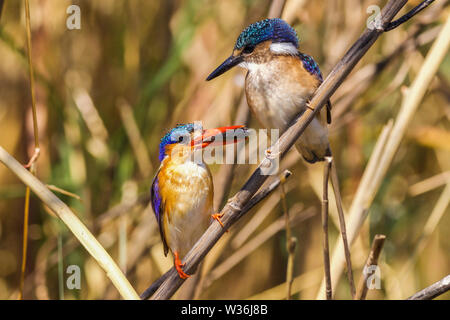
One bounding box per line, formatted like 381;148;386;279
235;18;299;50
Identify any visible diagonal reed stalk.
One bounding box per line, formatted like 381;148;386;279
407;275;450;300
140;170;293;300
0;146;140;299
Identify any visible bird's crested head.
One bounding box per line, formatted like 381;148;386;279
234;18;298;52
206;18;299;81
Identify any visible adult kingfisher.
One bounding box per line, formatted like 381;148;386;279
151;123;248;279
206;18;332;163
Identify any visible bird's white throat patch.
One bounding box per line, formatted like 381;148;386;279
239;61;261;72
269;42;298;55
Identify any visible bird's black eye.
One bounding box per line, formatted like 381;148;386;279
242;45;255;54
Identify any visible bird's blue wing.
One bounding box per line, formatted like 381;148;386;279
298;52;332;124
150;167;169;256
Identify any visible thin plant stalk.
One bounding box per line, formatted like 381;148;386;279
58;227;64;300
24;0;38;148
355;234;386;300
119;216;128;274
280;174;296;300
321;157;332;299
19;0;41;299
18;186;31;299
330;158;356;299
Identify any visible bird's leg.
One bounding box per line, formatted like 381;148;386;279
211;213;224;227
174;251;190;279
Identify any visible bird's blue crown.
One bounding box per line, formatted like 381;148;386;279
159;123;201;161
235;18;299;50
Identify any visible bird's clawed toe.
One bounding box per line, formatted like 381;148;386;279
212;213;229;232
174;251;190;279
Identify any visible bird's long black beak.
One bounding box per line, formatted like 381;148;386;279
206;55;243;81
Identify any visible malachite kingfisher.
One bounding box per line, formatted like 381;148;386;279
151;123;248;279
206;18;332;163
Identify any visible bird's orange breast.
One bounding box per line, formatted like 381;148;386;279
157;158;214;258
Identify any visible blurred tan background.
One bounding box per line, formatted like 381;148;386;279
0;0;449;299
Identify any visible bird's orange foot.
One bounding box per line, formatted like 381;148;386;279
212;213;228;232
174;251;190;279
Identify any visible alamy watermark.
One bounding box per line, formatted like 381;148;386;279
364;265;381;290
66;265;81;290
366;5;382;30
66;5;81;30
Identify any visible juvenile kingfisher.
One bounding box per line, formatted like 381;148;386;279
151;123;248;279
206;18;332;163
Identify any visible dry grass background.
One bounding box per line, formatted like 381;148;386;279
0;0;449;299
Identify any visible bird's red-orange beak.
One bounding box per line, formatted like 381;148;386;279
192;125;249;149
